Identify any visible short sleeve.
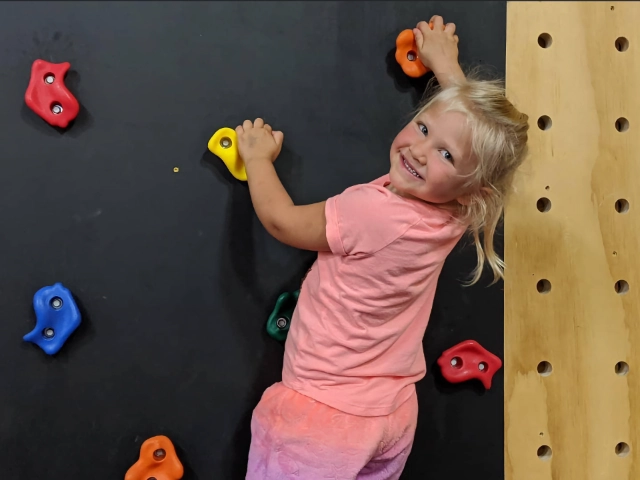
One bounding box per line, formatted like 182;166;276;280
325;184;421;256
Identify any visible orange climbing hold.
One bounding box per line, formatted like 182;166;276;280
395;30;427;78
395;22;441;78
124;435;184;480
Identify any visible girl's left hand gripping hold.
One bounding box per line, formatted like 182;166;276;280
236;118;284;166
235;118;330;253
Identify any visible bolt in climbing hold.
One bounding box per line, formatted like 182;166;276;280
23;283;81;356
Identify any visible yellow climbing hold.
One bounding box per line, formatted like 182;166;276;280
207;127;247;182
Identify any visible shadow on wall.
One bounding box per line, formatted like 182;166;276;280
385;47;432;109
199;146;316;479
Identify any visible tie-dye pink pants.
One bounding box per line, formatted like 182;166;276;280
246;382;418;480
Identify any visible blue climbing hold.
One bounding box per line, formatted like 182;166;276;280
23;283;81;355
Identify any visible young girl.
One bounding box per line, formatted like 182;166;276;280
237;16;529;480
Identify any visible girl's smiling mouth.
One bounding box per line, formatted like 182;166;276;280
401;154;423;179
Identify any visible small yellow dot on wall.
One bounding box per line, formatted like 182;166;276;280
173;167;179;173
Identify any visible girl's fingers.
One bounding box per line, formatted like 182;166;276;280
413;28;424;49
272;131;284;147
417;20;430;33
430;15;444;30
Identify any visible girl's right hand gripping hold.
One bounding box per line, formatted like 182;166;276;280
413;15;465;88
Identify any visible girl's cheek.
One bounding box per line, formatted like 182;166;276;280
396;126;416;144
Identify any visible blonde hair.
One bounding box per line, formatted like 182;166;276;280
411;68;530;285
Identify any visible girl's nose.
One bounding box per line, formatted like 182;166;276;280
409;144;428;166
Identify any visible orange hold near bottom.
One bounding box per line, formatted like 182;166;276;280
125;435;184;480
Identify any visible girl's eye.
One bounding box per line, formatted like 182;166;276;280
418;123;428;135
440;150;454;163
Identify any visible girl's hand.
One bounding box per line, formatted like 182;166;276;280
236;118;284;166
413;15;460;77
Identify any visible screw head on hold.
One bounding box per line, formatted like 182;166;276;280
43;327;55;339
478;362;487;371
153;448;166;460
50;297;63;309
276;317;288;329
51;104;63;115
450;357;461;368
44;75;55;84
407;51;416;61
220;137;232;149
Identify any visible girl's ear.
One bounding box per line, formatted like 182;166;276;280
456;194;472;206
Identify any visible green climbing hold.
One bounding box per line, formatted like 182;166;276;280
266;290;300;342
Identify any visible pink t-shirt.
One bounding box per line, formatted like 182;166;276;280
281;174;468;417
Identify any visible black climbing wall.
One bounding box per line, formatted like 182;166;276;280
0;2;507;478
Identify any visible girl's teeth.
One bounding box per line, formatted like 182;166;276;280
404;157;421;178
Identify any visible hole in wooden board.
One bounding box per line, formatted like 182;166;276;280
537;279;551;294
537;197;551;212
615;117;629;132
537;445;552;461
615;361;629;376
615;442;630;457
537;115;552;130
537;361;553;376
538;33;552;48
615;280;629;294
615;199;629;213
615;37;629;52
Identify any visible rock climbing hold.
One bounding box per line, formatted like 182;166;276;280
436;340;502;389
266;290;300;342
24;59;80;128
125;435;183;480
395;22;441;78
23;283;81;356
207;127;247;181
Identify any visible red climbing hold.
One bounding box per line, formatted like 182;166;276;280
24;59;79;128
436;340;502;389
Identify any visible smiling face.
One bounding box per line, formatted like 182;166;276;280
388;102;478;206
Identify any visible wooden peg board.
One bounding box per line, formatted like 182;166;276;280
504;2;639;479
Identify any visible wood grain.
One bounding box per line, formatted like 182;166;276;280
504;2;639;479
